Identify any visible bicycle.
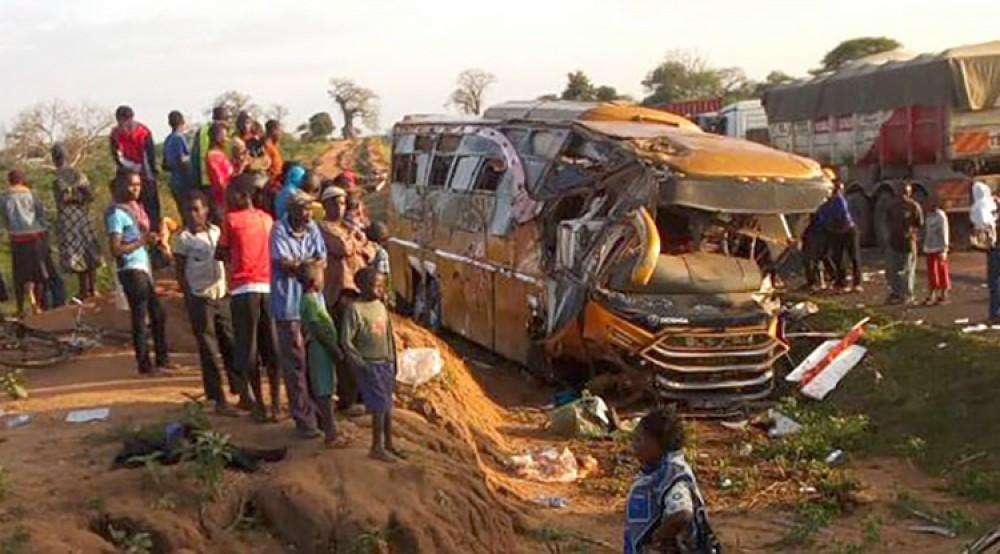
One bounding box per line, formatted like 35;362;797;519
0;298;131;368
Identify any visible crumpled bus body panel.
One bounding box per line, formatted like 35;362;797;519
387;101;830;409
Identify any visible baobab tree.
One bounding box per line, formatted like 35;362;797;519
446;68;497;115
328;78;380;139
4;99;113;167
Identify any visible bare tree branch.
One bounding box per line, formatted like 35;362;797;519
3;99;113;167
327;78;380;139
447;68;497;115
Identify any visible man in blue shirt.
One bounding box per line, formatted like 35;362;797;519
106;171;171;375
271;190;327;437
162;111;192;217
824;176;863;292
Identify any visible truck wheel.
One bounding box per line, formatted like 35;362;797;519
873;192;895;252
846;190;874;246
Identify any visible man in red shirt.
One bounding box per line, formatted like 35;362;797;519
109;105;161;228
216;174;280;421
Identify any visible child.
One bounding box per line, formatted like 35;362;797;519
217;174;280;421
624;407;720;554
173;191;239;415
1;169;52;316
365;221;390;277
923;197;951;305
299;261;349;447
340;266;400;462
105;171;171;375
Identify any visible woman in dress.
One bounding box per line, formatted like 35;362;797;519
51;144;101;299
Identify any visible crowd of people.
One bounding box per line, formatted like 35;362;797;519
801;170;1000;318
1;105;401;461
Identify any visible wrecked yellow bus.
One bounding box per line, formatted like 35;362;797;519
386;101;831;409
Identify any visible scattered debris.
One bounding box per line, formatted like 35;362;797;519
534;496;570;509
576;455;599;479
5;413;31;429
952;451;987;470
719;477;734;490
737;443;754;457
937;342;948;349
509;447;579;483
961;324;1000;334
907;524;958;538
719;419;749;431
955;318;971;325
786;318;869;400
396;347;444;386
767;409;803;438
824;449;845;465
785;301;820;321
964;522;1000;554
548;392;615;438
66;407;111;423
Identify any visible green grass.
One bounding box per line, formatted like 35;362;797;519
797;298;1000;501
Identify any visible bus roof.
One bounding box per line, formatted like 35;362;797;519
397;100;702;131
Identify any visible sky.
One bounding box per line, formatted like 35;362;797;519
1;0;998;138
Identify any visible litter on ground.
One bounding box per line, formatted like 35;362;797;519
5;413;31;428
509;447;579;483
787;318;868;400
548;392;614;438
767;409;803;438
534;496;570;508
65;407;110;423
906;524;957;538
396;347;444;386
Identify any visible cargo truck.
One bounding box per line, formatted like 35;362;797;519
763;41;1000;246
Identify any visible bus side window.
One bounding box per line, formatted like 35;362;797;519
428;135;461;188
475;158;506;192
449;156;482;192
392;154;417;185
414;135;435;186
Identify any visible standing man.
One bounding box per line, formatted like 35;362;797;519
885;182;924;305
318;184;374;410
217;175;280;421
173;191;239;415
162;111;193;216
270;191;327;438
825;176;863;292
109;106;161;229
1;169;52;316
971;181;999;322
190;106;229;190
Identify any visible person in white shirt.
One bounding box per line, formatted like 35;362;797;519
172;190;240;415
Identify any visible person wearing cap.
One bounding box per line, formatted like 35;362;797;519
318;183;374;411
217;174;280;421
270;189;327;437
109;105;161;229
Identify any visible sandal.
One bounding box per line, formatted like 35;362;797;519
325;436;352;449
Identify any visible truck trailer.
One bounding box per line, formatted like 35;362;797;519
762;41;1000;246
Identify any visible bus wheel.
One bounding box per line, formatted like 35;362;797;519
846;190;873;246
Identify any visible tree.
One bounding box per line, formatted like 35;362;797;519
753;70;797;96
327;78;380;139
3;99;113;167
447;69;497;115
561;70;596;101
306;112;335;141
819;37;901;72
641;51;758;105
593;85;625;102
265;104;290;125
206;90;260;126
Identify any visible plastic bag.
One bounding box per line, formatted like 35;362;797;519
396;347;444;386
509;447;579;483
548;392;612;438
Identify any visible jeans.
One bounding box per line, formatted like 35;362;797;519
887;250;916;300
275;320;315;430
140;178;161;231
118;269;168;373
988;249;1000;320
831;227;862;288
185;295;238;403
230;292;279;412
